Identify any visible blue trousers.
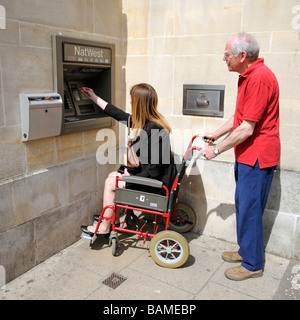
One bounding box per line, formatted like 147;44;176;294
235;160;276;271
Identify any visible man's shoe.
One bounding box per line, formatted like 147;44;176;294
225;265;263;281
222;251;243;263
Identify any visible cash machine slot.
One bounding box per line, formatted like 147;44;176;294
64;82;75;117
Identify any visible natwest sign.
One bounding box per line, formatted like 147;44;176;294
74;46;104;59
64;42;111;64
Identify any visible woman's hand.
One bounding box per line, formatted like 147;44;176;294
80;87;108;110
81;87;97;103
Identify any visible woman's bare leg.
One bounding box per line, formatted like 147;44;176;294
88;171;124;234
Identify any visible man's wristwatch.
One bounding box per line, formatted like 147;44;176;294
213;146;220;155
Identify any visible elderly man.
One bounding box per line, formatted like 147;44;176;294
202;33;280;281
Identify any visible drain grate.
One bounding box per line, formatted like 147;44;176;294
102;272;127;289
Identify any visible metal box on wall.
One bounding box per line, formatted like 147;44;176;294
20;93;62;141
183;84;225;117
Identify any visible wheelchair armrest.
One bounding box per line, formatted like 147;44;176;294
122;176;163;189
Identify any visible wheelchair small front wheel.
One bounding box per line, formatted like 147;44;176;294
109;232;118;256
149;230;189;268
169;202;196;233
111;238;117;256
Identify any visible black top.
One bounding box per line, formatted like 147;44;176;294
104;103;177;192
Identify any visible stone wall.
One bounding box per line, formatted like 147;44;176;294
0;0;122;282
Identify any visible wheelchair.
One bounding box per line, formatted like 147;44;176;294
81;135;202;268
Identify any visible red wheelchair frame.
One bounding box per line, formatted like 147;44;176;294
82;135;202;268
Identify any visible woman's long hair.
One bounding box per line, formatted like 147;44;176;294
130;83;171;134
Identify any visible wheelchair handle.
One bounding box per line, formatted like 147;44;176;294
184;134;203;160
183;146;202;160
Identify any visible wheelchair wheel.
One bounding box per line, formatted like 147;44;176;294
169;202;196;233
111;238;117;256
109;232;118;256
149;230;189;268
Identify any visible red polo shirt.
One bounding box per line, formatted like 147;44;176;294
233;58;280;169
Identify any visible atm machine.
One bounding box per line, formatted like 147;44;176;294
52;35;115;135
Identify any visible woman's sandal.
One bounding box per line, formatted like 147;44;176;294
80;226;110;238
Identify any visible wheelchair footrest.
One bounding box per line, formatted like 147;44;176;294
81;232;96;244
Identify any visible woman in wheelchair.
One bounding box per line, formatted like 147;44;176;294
80;83;177;238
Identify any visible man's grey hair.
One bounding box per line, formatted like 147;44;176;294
230;33;260;61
